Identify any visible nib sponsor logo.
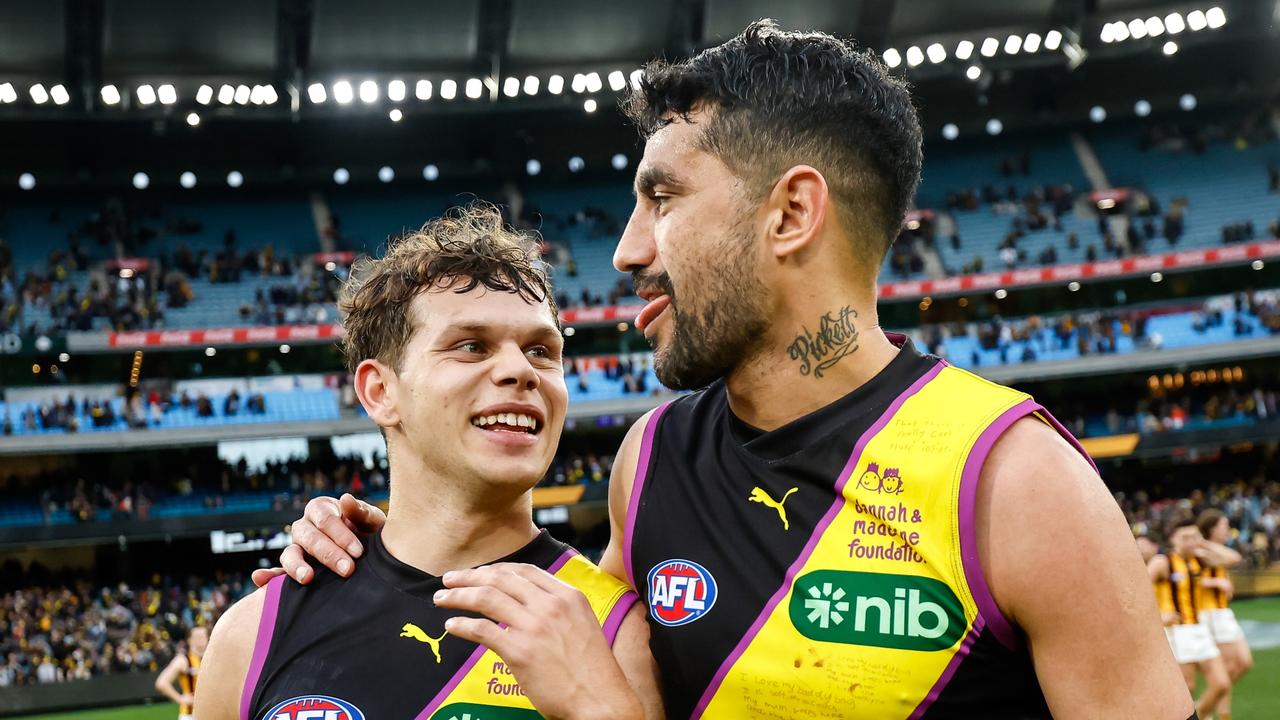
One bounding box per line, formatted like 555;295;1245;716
789;571;965;651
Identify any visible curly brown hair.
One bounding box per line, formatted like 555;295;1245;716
337;203;557;375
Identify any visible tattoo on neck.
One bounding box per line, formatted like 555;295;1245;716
788;307;860;378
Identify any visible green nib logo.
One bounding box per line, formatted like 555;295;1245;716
433;704;542;720
789;571;965;651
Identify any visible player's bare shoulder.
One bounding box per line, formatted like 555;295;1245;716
193;583;271;720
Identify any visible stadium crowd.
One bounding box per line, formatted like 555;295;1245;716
0;570;246;687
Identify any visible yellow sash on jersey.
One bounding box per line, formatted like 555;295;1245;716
696;363;1052;719
420;553;637;720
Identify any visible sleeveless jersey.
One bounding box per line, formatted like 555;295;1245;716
179;651;200;715
1200;564;1229;610
1153;561;1176;622
625;336;1095;719
1169;553;1205;625
241;529;637;720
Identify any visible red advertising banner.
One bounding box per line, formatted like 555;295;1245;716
108;324;342;349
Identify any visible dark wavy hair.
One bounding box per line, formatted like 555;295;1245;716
623;19;923;264
337;202;555;375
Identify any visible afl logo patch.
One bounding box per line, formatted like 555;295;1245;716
647;559;717;627
262;695;365;720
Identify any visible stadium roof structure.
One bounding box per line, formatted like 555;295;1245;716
0;0;1275;187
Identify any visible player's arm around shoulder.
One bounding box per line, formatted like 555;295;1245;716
977;417;1193;719
194;584;269;720
598;407;659;583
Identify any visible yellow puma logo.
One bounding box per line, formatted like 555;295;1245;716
749;486;798;530
399;622;447;664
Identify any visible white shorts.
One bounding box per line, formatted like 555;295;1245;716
1199;608;1244;644
179;715;194;720
1167;623;1221;664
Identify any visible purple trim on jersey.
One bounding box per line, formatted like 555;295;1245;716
690;360;946;719
240;574;285;720
414;548;577;720
958;398;1040;651
415;642;489;720
908;616;986;719
602;591;640;647
623;401;673;588
1034;407;1099;474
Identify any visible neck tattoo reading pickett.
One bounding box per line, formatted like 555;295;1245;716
787;306;859;378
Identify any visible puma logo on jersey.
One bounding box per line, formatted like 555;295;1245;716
749;486;798;530
399;623;447;663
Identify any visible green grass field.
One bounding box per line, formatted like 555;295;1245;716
15;596;1280;719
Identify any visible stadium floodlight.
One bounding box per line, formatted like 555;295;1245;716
465;78;483;99
584;98;597;113
217;84;235;104
1004;34;1022;54
416;79;433;100
135;84;155;106
333;168;350;185
50;85;70;105
1099;24;1114;43
388;79;406;102
612;153;628;170
378;166;395;183
954;40;974;60
1068;281;1081;292
1044;30;1063;50
440;79;457;100
1150;272;1163;283
571;74;587;93
926;43;946;63
234;84;250;104
985;118;1003;135
29;83;49;104
262;85;278;104
882;48;902;68
186;112;200;126
1145;16;1165;37
1252;260;1265;270
359;80;378;103
1163;41;1179;55
586;72;603;93
423;164;439;181
980;37;999;57
0;83;18;104
1186;10;1207;31
158;84;177;104
227;170;244;188
249;85;266;105
941;123;959;140
524;75;540;95
1134;99;1152;116
965;65;982;80
333;80;354;104
1179;93;1197;111
205;347;216;357
1165;13;1186;34
526;159;541;176
547;75;564;95
905;46;924;67
59;353;70;363
18;173;35;190
1089;105;1106;123
196;84;213;104
568;156;584;173
629;69;643;89
994;288;1008;300
280;344;291;354
502;77;519;97
608;70;626;91
1128;18;1148;40
132;172;150;190
180;171;197;189
1205;7;1225;29
389;108;403;122
1023;33;1041;52
308;83;327;103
